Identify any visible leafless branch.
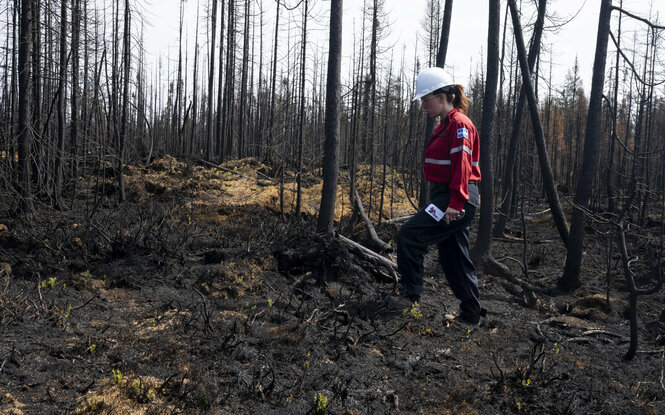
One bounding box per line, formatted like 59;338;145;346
608;31;665;88
610;6;665;30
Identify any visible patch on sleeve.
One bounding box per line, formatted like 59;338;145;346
457;128;469;139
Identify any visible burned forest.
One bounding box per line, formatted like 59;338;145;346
0;0;665;413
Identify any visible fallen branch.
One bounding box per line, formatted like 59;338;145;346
352;186;391;252
194;157;255;181
660;351;665;391
488;256;548;296
384;214;414;224
71;295;98;311
566;337;593;343
336;233;398;287
582;329;624;338
524;208;551;220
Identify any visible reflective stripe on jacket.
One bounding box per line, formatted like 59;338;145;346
424;107;481;211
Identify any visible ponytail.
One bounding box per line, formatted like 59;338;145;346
433;84;471;115
447;84;470;114
452;84;470;114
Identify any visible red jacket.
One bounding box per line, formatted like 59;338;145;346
424;108;481;211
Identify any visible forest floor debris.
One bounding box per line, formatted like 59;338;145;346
0;155;664;414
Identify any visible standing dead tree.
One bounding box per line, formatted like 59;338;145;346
603;4;665;360
17;0;34;213
117;0;132;203
558;0;612;291
316;0;343;235
470;0;501;264
54;0;68;208
205;0;218;158
295;0;309;217
493;0;547;239
508;0;569;248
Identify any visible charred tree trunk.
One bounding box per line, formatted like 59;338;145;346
238;0;250;158
117;0;131;203
174;0;184;152
222;0;235;160
190;5;200;155
470;0;501;262
71;0;81;184
508;0;569;248
17;0;34;213
54;0;67;207
295;0;308;216
366;0;379;216
30;1;42;193
216;0;225;160
316;0;343;234
493;0;547;238
559;0;611;291
607;0;623;214
205;0;218;158
266;0;280;162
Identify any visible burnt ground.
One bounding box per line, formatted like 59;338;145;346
0;155;664;414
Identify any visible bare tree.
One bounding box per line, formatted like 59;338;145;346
190;2;200;155
216;0;226;160
71;0;81;181
317;0;343;234
205;0;218;158
508;0;569;247
31;1;42;192
54;0;68;207
295;0;309;216
470;0;501;262
558;0;612;291
17;0;34;213
266;0;280;162
117;0;131;202
493;0;547;239
238;0;251;158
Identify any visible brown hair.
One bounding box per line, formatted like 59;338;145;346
434;84;470;115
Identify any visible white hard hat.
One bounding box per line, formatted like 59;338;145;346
413;67;454;101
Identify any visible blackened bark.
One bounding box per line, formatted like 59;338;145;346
238;0;250;158
559;0;612;291
190;6;200;155
117;0;131;202
470;0;501;260
30;1;42;191
508;0;570;248
316;0;343;234
17;0;33;212
493;0;547;238
54;0;67;207
216;0;225;160
266;0;280;161
295;0;308;216
71;0;80;181
206;0;217;158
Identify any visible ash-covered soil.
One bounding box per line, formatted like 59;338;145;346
0;156;664;414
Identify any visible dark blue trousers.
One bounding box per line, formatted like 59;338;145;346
396;184;481;319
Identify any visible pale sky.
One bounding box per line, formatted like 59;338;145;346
140;0;664;97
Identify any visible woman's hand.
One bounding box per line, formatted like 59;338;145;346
444;207;461;224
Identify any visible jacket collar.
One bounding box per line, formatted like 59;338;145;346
433;107;460;136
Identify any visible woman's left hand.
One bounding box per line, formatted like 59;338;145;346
444;207;461;224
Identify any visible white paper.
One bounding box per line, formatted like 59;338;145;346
425;203;444;222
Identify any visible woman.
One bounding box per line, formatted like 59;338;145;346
386;67;484;324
